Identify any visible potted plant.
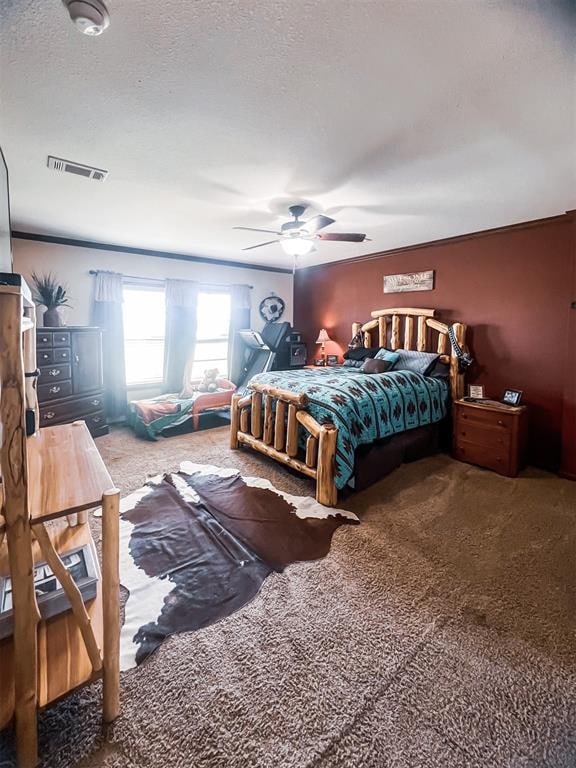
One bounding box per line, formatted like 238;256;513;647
31;272;70;327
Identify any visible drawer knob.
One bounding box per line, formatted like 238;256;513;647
44;411;55;420
49;386;61;394
42;353;49;359
497;419;504;426
48;368;60;377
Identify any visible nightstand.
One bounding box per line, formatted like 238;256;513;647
453;399;528;477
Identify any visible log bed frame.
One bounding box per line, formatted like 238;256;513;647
230;308;467;506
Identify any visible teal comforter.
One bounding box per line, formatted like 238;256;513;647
249;367;448;489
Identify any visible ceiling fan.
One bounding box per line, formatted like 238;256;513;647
233;204;369;257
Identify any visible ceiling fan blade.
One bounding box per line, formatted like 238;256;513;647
233;226;282;235
241;239;281;251
302;215;336;234
317;232;367;242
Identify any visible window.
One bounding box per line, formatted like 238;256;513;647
190;291;231;379
122;284;165;386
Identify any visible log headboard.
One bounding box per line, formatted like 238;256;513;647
351;308;467;401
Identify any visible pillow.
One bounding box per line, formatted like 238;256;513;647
343;346;380;361
426;359;450;380
360;358;393;374
343;359;364;368
374;348;400;365
392;349;439;376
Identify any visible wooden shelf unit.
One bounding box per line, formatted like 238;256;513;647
0;276;121;768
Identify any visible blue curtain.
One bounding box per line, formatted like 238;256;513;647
163;279;198;394
92;271;127;421
228;284;251;384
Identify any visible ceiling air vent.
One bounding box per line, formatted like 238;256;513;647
47;156;108;182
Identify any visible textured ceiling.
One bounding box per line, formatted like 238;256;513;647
0;0;574;269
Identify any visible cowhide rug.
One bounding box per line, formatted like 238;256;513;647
115;462;359;669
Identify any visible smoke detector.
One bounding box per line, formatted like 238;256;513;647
63;0;110;36
47;156;108;182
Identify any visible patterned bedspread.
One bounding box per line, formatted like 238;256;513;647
249;367;449;489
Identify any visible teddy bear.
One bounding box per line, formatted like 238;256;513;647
196;368;220;393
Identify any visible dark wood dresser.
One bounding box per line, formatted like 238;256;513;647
453;399;528;477
36;327;109;437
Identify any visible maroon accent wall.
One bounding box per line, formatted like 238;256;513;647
294;215;575;472
560;212;576;479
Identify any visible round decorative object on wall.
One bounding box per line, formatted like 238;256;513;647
259;295;285;323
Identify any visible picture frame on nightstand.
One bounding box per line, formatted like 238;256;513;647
468;384;485;400
326;354;339;366
502;389;523;406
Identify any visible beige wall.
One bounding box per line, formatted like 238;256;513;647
13;238;294;401
12;238;293;330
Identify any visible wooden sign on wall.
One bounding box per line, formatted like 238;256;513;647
384;270;434;294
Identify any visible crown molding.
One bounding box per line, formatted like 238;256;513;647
297;212;573;272
11;231;293;275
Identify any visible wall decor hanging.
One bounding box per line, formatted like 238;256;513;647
384;270;434;294
259;294;285;323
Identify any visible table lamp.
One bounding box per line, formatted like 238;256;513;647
315;328;331;364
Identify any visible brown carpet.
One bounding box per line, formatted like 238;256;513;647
2;424;575;768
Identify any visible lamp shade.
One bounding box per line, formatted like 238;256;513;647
315;328;330;344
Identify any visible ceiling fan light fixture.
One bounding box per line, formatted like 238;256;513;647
280;237;314;257
64;0;110;35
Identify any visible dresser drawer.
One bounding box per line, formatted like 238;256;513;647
38;364;72;384
52;331;71;347
454;421;511;449
39;393;105;426
54;347;71;363
38;348;71;365
37;332;53;348
455;440;511;475
37;349;55;366
84;411;107;433
38;380;73;401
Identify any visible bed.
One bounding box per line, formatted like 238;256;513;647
230;308;467;506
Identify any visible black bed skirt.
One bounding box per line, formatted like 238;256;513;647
351;422;445;492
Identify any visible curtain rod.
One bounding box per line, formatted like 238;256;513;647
88;270;253;289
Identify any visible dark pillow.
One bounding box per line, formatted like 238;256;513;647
343;359;364;368
426;359;450;379
361;358;393;374
343;346;380;361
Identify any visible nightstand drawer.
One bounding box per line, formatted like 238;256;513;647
454;421;511;449
456;408;514;431
455;440;510;475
